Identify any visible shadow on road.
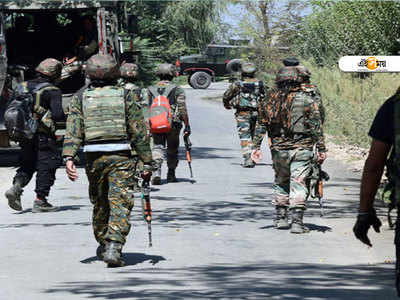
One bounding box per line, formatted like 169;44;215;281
152;199;275;227
259;223;332;233
0;220;91;229
80;252;166;266
12;204;87;215
43;261;397;299
181;146;234;160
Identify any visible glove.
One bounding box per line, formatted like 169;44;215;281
353;209;382;247
184;125;191;136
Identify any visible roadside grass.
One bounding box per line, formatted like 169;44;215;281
305;62;400;148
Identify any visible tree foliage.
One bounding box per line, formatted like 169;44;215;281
225;1;309;76
293;1;400;65
126;0;222;62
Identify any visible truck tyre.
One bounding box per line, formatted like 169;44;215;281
190;71;212;89
188;75;195;88
226;59;242;74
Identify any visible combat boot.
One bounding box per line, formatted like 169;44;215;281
167;168;178;183
243;155;255;168
290;208;309;234
274;206;289;229
5;178;25;211
103;242;125;267
96;244;106;260
151;168;161;185
32;198;59;213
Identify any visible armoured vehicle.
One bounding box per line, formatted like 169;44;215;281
176;44;249;89
0;0;136;147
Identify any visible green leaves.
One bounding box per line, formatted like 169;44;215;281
293;1;400;65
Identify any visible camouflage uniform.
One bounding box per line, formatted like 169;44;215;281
223;63;266;167
5;58;65;213
117;63;149;192
63;55;152;254
142;73;189;183
255;63;326;232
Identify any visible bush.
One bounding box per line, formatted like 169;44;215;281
305;61;400;147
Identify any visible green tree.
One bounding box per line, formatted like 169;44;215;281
293;1;400;65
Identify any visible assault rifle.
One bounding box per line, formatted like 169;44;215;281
184;134;194;180
140;179;152;247
314;164;330;217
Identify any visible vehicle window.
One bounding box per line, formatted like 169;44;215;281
205;47;214;56
215;47;224;56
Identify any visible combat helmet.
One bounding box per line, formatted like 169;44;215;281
276;65;311;84
36;58;62;80
241;62;257;76
86;54;119;80
156;63;177;77
282;57;300;67
120;63;139;79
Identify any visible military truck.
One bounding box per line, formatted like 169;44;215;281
176;44;249;89
0;0;136;147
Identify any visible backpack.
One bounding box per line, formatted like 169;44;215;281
261;84;319;137
148;85;176;134
4;82;51;142
233;81;263;109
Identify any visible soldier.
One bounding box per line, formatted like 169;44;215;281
62;54;153;267
118;63;139;91
222;62;266;168
352;88;397;292
253;58;327;233
61;15;98;83
5;58;65;213
142;63;191;184
118;62;148;192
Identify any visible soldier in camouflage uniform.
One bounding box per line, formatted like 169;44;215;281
5;58;65;213
142;63;191;184
253;58;327;233
223;62;266;168
118;63;139;91
63;54;153;267
118;62;148;192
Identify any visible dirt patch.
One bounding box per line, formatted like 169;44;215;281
326;135;368;173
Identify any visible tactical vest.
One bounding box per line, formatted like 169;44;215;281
82;87;130;150
269;84;318;139
233;81;263;109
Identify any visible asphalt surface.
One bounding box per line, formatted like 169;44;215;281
0;81;397;300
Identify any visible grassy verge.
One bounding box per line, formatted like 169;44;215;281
305;62;400;148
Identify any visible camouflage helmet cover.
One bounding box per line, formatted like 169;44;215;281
276;65;311;83
86;54;119;80
120;63;139;79
35;58;62;79
241;62;257;75
156;63;177;77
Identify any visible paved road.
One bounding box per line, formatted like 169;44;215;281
0;82;397;299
